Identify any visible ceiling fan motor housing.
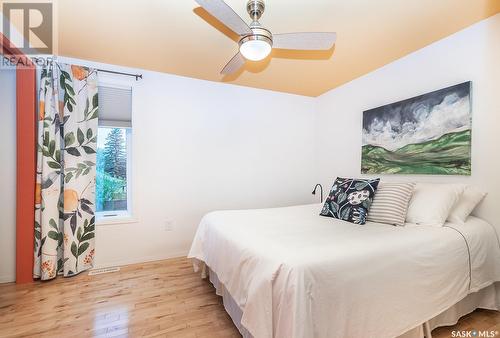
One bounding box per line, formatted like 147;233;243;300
241;0;272;48
239;26;272;49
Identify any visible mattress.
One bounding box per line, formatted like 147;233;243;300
188;203;500;338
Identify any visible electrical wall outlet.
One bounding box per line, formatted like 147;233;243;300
164;220;174;231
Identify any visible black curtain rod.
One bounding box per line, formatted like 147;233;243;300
29;57;143;81
96;69;143;81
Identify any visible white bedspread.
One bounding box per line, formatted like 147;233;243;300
188;204;500;338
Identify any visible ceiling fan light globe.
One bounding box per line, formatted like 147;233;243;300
239;39;272;61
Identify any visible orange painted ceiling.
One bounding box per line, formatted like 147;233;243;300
20;1;500;96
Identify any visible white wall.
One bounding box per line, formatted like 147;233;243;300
0;66;17;282
58;57;318;268
315;14;500;225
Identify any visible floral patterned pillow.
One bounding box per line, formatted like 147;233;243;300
320;177;380;224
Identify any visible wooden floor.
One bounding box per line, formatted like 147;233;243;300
0;257;498;338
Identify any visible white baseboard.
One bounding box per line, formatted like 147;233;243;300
0;274;15;284
92;250;189;270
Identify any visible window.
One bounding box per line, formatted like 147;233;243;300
95;85;132;221
96;127;130;215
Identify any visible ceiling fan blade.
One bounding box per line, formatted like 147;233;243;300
195;0;252;36
272;32;337;50
221;52;245;75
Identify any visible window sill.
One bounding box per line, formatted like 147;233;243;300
96;216;138;226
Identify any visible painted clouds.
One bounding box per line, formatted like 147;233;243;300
362;82;471;151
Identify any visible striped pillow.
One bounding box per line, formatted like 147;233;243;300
367;182;415;226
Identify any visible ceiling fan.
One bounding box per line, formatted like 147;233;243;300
194;0;337;75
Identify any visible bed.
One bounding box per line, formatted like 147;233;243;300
188;203;500;338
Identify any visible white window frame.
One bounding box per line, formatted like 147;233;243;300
95;74;136;226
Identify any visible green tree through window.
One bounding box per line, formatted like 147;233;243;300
96;128;128;213
103;128;127;179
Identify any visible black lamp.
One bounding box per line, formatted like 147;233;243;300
312;184;323;203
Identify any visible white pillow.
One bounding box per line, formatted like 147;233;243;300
406;183;465;226
447;186;487;224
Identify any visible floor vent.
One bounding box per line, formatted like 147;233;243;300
88;267;121;276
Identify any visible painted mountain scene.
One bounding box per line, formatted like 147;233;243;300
362;82;471;175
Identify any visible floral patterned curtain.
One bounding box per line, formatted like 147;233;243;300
34;63;98;280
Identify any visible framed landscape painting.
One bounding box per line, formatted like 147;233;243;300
361;81;472;175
